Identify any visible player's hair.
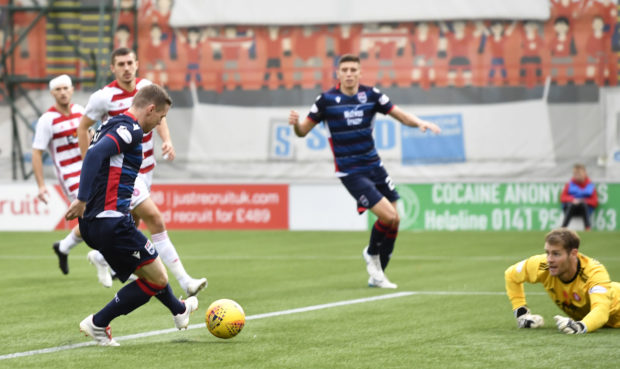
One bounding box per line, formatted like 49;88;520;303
573;163;586;171
338;54;361;65
545;228;580;252
116;24;130;33
554;16;570;26
132;84;172;111
110;47;136;64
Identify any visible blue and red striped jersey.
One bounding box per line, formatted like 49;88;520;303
77;112;144;220
306;84;394;176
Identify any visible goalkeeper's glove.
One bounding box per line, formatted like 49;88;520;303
514;306;544;328
553;315;587;334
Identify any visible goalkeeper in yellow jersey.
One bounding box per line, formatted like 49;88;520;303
505;228;620;334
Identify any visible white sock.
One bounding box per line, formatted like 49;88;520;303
152;231;190;285
58;230;82;254
92;250;109;266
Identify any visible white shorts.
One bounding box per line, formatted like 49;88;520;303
130;172;153;211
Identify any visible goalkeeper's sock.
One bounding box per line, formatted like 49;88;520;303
380;227;398;270
368;220;389;255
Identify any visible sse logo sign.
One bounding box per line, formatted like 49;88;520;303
269;120;294;160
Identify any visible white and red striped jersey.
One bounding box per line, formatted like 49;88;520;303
32;104;85;200
83;78;157;175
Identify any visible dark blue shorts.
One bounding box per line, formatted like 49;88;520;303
339;166;400;214
79;215;158;282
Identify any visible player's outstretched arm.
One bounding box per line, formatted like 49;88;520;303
388;106;441;134
575;281;613;333
156;117;175;160
31;149;49;204
504;256;547;311
78;115;97;158
554;315;586;334
514;306;544;328
288;110;315;137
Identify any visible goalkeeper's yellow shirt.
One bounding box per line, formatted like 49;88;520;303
505;253;620;332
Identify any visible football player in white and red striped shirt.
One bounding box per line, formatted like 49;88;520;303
32;75;110;286
77;48;207;297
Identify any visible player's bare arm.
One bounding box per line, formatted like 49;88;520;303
78;115;97;158
388;106;441;134
288;110;315;137
156;117;175;160
31;148;49;204
65;199;86;220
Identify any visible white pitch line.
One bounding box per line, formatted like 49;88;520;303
0;290;517;361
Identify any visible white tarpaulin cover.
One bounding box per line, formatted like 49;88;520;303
169;0;550;27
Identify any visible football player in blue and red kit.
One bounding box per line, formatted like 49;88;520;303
65;84;198;346
289;54;441;288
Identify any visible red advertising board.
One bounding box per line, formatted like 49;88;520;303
53;185;78;230
149;184;289;229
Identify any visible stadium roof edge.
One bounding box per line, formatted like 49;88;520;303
169;0;550;28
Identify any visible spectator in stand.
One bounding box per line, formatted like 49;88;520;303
560;164;598;230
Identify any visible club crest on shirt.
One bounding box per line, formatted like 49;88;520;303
67;131;79;144
357;92;367;104
335;96;341;104
144;240;155;255
573;293;581;302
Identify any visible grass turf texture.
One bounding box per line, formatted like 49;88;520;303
0;230;619;369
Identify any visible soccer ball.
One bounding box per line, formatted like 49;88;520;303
205;299;245;339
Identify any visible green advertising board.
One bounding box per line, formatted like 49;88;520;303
370;183;620;231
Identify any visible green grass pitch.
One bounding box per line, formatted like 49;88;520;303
1;230;619;368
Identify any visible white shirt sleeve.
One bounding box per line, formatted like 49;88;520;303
84;89;107;122
73;103;86;115
32;113;53;151
137;78;153;88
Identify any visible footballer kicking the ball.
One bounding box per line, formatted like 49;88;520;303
66;85;198;346
77;47;206;296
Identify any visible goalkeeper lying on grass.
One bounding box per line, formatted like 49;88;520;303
505;228;620;334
